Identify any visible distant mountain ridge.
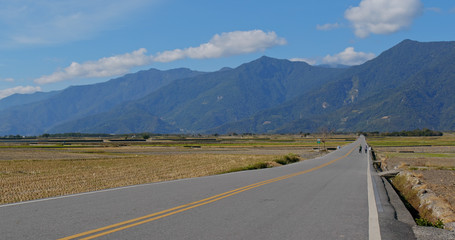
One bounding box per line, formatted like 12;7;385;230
0;39;454;135
0;91;61;111
0;68;205;135
213;40;455;133
50;56;344;134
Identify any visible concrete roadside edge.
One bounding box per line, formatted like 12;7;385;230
380;173;455;239
381;176;416;226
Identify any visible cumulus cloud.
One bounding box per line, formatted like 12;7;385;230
153;30;287;62
35;49;152;84
316;23;341;31
323;47;376;66
0;86;41;99
289;58;317;65
34;30;287;84
345;0;423;38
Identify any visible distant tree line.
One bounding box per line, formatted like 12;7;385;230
1;129;445;139
360;129;443;137
0;135;35;139
39;132;156;140
39;133;114;138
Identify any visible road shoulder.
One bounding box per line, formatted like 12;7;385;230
373;166;455;239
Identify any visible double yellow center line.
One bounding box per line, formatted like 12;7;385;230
59;146;357;240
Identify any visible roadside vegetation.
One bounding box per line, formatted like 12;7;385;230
224;153;302;173
274;153;300;165
361;128;444;137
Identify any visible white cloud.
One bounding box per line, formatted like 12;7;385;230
35;48;152;84
0;86;41;99
345;0;423;38
323;47;376;66
0;0;155;47
153;30;287;62
34;30;287;84
316;23;341;31
289;58;317;65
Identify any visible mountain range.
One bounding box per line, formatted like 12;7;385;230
1;39;454;135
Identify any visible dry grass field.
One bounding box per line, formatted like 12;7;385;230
374;146;455;208
1;135;347;205
370;134;455;228
0;151;277;204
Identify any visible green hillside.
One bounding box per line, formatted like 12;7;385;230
0;68;204;135
1;40;454;135
50;57;343;133
212;40;455;133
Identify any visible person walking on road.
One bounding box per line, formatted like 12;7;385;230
359;145;362;153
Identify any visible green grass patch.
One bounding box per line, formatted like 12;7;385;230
415;153;455;158
222;153;302;173
274;153;300;165
416;218;444;229
386;152;455;159
367;136;455;147
223;162;270;173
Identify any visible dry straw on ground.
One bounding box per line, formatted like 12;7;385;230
373;139;455;230
0;136;335;205
0;152;277;205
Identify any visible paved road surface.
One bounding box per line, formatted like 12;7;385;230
1;136;416;239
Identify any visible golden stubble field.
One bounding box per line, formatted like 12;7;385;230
370;135;455;227
372;140;455;207
0;139;328;205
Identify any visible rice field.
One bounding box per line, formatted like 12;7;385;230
0;152;279;204
1;135;339;205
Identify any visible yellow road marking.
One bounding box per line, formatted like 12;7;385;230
59;145;358;240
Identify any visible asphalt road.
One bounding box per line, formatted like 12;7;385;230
1;136;416;239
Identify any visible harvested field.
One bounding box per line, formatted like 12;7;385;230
0;154;277;204
414;170;455;209
380;148;455;170
0;148;122;161
371;136;455;229
0;140;325;205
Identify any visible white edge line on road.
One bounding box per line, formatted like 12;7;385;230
367;150;382;240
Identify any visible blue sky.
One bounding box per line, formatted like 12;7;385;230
0;0;454;99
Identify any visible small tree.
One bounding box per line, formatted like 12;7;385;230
317;127;334;151
142;133;151;140
41;133;50;138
